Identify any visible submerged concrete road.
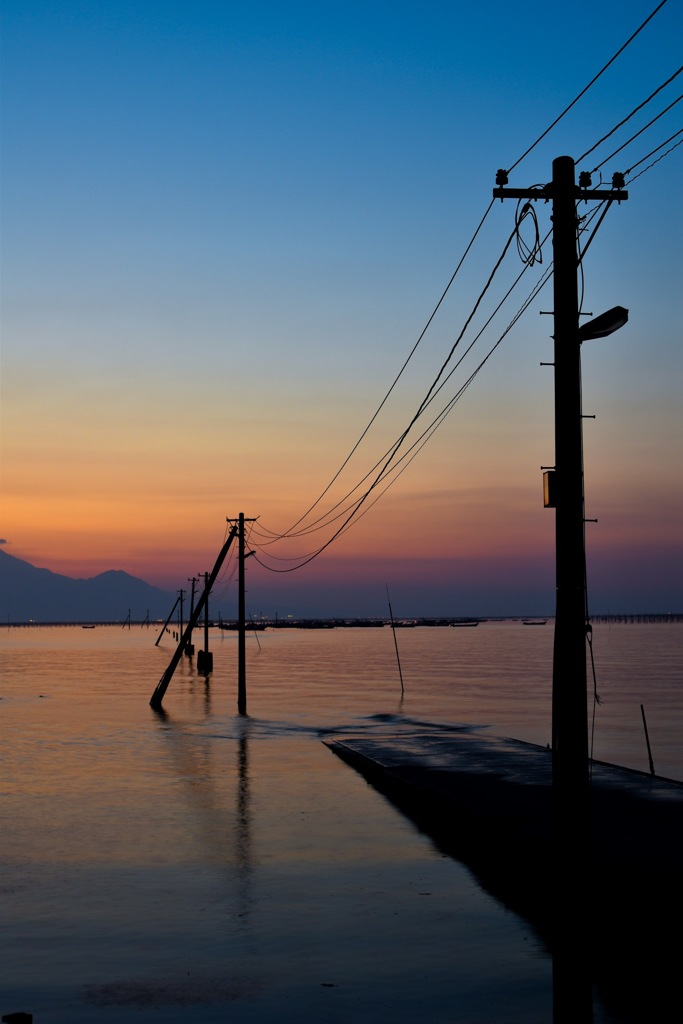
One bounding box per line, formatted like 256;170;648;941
326;727;683;1024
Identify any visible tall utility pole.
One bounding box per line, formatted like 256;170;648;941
494;156;627;1024
494;155;627;823
227;513;257;715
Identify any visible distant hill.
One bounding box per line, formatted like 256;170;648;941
0;549;176;623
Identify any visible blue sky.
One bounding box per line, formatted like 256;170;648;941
1;1;681;616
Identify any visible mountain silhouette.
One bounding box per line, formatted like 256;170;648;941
0;549;176;623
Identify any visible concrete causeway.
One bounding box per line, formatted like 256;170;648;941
325;725;683;1024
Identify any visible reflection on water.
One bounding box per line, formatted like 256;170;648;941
1;622;680;1022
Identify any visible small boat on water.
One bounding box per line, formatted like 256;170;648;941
219;622;268;631
522;620;547;626
451;620;479;627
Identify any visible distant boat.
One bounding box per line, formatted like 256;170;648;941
451;620;479;627
82;624;96;629
523;620;547;626
219;621;268;631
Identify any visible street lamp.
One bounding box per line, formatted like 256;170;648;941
578;306;628;341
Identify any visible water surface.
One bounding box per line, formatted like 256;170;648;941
1;622;680;1022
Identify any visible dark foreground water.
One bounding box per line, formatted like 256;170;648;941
1;621;681;1022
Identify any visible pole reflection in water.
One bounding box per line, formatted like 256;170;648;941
234;717;253;924
151;704;254;932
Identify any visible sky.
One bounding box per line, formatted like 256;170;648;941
1;0;682;617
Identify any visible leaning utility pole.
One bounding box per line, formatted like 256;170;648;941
150;525;238;709
494;155;627;1024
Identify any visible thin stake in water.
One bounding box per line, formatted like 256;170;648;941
386;584;405;695
640;703;656;776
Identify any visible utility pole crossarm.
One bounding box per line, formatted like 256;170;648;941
493;186;628;202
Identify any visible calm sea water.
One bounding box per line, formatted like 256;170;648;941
1;621;680;1023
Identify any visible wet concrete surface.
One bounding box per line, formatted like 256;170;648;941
326;727;683;1023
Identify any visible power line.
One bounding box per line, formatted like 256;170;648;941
266;198;497;543
625;128;683;181
255;216;521;548
577;64;683;166
506;0;671;175
254;230;557;571
591;92;683;171
254;259;556;573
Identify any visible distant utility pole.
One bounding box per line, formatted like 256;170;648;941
186;576;198;655
494;155;628;1024
197;571;213;675
178;588;185;641
226;513;257;715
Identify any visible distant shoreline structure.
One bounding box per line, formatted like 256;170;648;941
3;613;682;628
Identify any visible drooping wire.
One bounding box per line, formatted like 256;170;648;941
506;0;670;175
268;198;497;542
261;259;556;564
578;65;683;165
254;238;556;572
254;217;521;551
332;263;557;535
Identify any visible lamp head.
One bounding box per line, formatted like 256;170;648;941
578;305;629;341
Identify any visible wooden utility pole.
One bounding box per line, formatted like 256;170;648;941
494;156;627;1024
494;156;627;820
227;513;257;715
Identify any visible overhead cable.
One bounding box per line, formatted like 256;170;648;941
625;127;683;181
254;230;555;570
577;64;683;165
591;92;683;170
255;217;521;548
506;0;670;175
268;198;497;543
254;260;556;572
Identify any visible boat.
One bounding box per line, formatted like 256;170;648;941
219;621;268;631
522;620;547;626
450;620;479;627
